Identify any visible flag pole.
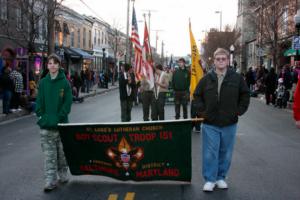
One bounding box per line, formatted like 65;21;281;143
143;14;157;99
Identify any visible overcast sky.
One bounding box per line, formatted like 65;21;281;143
63;0;238;57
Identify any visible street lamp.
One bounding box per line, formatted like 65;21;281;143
215;10;222;32
294;10;300;62
230;44;235;68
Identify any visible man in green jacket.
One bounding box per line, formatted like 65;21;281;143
193;48;250;192
172;58;190;119
36;54;72;192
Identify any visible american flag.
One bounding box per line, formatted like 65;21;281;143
131;7;142;80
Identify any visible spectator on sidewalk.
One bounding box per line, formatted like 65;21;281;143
152;64;169;120
71;72;83;98
279;65;293;101
0;67;14;114
192;48;250;192
245;67;255;92
275;78;289;108
35;54;72;192
265;68;277;105
172;58;190;119
293;74;300;129
9;65;23;112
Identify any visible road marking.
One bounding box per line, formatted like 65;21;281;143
108;194;118;200
124;192;135;200
107;192;135;200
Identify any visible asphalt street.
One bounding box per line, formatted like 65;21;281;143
0;90;299;200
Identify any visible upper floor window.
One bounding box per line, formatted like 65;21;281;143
16;7;23;30
0;0;8;21
77;28;81;48
83;28;86;48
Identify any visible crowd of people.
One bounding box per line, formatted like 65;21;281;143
245;64;299;108
0;48;37;115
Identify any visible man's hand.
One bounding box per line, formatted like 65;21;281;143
296;121;300;129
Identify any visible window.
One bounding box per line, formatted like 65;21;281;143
62;23;69;46
36;20;40;38
94;29;97;44
0;0;8;20
89;30;92;48
83;28;86;48
42;18;47;40
282;6;288;35
71;29;75;47
55;31;58;45
98;30;100;45
55;20;62;32
16;7;23;29
77;28;81;48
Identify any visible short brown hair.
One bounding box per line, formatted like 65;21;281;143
214;48;229;58
155;64;163;71
48;53;61;65
178;58;186;63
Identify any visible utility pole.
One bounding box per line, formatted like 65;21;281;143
142;9;157;45
125;0;130;64
161;40;164;64
152;29;163;53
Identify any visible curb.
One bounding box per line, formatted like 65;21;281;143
80;86;119;99
0;86;119;123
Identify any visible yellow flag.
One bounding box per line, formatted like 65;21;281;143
189;20;204;100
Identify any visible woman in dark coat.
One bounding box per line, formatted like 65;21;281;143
264;68;277;105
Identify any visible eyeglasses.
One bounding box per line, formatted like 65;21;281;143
215;57;227;62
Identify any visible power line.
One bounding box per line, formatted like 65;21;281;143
78;0;106;22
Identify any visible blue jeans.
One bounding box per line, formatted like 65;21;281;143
202;123;237;182
2;90;12;114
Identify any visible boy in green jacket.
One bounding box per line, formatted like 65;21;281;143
36;54;72;192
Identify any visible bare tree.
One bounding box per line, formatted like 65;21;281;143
202;27;241;67
0;0;65;56
246;0;296;70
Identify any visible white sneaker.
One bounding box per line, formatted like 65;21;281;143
216;180;228;189
203;182;216;192
17;108;22;112
10;109;17;112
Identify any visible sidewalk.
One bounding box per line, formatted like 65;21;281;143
0;82;119;123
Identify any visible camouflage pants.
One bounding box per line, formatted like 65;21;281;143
40;129;68;184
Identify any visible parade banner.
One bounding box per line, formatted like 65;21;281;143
58;120;192;182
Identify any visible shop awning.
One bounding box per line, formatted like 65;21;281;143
284;49;300;57
63;47;81;59
70;47;94;60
